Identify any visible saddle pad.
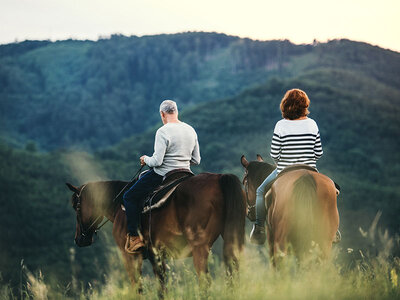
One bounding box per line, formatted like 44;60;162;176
277;164;340;193
277;164;318;178
121;172;193;213
263;164;318;198
142;184;180;213
142;172;193;213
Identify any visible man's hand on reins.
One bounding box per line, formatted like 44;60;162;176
140;155;147;166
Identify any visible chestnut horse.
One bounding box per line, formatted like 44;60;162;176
241;155;339;263
66;172;245;291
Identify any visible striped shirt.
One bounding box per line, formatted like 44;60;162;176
270;118;323;173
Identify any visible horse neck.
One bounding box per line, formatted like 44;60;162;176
249;162;275;185
90;180;131;222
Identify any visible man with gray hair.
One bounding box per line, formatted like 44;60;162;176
124;100;201;253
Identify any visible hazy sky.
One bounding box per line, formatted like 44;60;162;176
1;0;399;51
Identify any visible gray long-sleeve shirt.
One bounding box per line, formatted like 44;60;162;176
144;122;201;176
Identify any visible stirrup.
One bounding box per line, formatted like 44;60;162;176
250;224;266;245
125;234;145;254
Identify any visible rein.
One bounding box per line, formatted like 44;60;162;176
75;184;105;237
112;165;145;203
75;165;145;237
243;172;255;213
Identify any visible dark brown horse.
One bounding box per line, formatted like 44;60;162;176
66;172;245;291
241;155;339;263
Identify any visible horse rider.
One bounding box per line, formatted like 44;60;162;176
124;100;201;253
250;89;323;244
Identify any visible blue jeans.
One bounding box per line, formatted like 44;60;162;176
123;169;163;236
255;168;278;226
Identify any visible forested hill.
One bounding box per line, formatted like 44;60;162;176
1;32;399;150
0;33;307;150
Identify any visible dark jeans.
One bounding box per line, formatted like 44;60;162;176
123;169;163;236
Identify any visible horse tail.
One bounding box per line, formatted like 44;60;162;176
219;174;246;274
289;172;318;257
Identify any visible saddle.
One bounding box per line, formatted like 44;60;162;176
274;164;340;191
142;169;194;213
265;164;318;196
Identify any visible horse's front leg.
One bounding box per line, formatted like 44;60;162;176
121;251;143;292
113;211;143;291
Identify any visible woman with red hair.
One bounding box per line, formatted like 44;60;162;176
250;89;323;244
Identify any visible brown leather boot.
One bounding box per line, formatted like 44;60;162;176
125;234;145;254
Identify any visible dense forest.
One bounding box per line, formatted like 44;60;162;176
0;32;399;292
0;33;311;150
2;32;399;151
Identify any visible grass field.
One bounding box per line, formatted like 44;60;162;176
2;221;399;300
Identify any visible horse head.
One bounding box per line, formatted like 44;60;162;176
240;155;275;221
66;182;104;247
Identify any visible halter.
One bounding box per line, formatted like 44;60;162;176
243;171;256;213
75;184;108;237
74;165;145;237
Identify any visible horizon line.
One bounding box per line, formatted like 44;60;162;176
1;30;399;54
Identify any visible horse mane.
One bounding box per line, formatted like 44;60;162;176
70;180;131;208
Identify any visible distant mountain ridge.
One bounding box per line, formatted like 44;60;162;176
1;32;398;150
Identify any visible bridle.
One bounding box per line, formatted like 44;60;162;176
74;184;108;237
243;171;256;213
74;165;146;238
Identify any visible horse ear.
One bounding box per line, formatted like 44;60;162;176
66;182;80;194
241;155;249;168
256;154;264;162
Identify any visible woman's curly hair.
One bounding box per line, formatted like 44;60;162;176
280;89;310;120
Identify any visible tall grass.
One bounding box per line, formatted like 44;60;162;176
2;217;399;300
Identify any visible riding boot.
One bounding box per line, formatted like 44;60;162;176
125;234;145;254
250;224;266;245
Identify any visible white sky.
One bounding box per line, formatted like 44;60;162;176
1;0;399;52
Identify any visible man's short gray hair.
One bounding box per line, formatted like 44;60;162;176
160;100;178;114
